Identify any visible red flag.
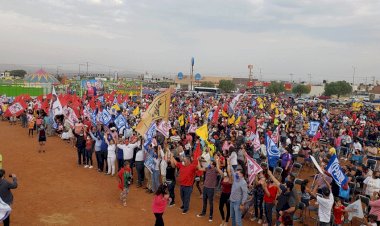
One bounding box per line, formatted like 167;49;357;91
117;94;123;104
193;143;202;161
212;107;219;124
42;99;50;114
223;103;228;113
4;101;27;117
248;117;257;132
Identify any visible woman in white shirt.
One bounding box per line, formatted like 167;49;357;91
228;147;238;170
104;133;117;176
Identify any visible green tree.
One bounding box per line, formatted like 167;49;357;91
267;81;285;94
218;80;236;93
292;84;310;96
10;70;27;78
200;81;215;87
324;81;352;98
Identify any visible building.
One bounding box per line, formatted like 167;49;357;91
369;85;380;100
174;75;233;90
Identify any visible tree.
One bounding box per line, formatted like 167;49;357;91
324;81;352;98
10;70;27;78
200;81;215;87
218;80;236;93
292;84;311;96
267;81;285;94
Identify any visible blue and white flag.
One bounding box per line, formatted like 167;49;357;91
307;121;320;137
100;109;112;126
144;122;157;149
323;117;329;129
265;134;280;168
91;109;97;125
252;99;256;107
114;114;127;130
229;93;242;110
208;111;213;121
326;154;348;187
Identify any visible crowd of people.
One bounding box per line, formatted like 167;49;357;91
1;90;380;226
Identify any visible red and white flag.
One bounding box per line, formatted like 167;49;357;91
245;153;263;185
4;101;27;117
253;130;261;152
271;126;280;144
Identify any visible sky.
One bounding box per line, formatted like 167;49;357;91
0;0;379;83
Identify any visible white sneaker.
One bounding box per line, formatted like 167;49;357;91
84;165;89;168
89;166;93;169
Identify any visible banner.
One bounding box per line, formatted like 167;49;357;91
266;134;280;168
114;114;127;130
157;120;171;138
50;87;63;116
144;122;157;150
144;154;156;173
326;154;348;187
63;106;79;127
4;101;26;117
346;199;364;220
100;109;112;126
307;121;320;137
245;153;263;185
135;88;172;136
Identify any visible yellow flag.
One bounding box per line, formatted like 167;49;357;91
270;102;276;110
228;115;235;125
302;110;306;118
234;116;241;125
205;109;209;119
172;97;176;103
178;114;184;126
258;103;264;109
222;110;228;117
112;104;120;111
196;124;208;141
275;108;279;115
133;106;140;116
135;88;173;136
257;97;263;103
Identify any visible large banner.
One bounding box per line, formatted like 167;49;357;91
4;101;27;117
81;79;104;97
135;88;172;136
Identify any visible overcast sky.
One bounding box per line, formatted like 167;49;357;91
0;0;379;83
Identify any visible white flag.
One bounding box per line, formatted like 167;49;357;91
245;153;263;185
50;87;63;116
346;199;364;220
157;120;172;138
253;130;261;152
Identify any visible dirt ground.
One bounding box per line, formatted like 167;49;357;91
1;121;322;226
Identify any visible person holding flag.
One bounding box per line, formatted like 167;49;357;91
266;135;281;171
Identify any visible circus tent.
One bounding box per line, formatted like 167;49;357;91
24;69;59;84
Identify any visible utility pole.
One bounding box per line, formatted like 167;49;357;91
86;62;89;77
352;66;356;85
56;66;60;78
308;73;312;84
289;73;294;83
248;65;253;81
260;68;262;81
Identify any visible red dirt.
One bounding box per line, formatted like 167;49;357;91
1;121;321;226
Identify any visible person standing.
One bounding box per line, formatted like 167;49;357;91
104;132;116;176
219;166;232;226
84;135;94;168
152;184;171;226
196;156;223;222
89;130;103;172
310;174;334;226
0;169;17;226
117;162;131;207
134;142;145;188
170;154;197;214
229;160;248;226
73;129;86;165
37;125;47;153
165;151;176;207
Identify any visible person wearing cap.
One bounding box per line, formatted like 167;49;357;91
311;174;333;226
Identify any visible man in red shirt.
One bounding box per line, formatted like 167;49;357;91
170;154;197;214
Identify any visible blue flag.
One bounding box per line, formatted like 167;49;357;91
144;123;157;150
326;155;348;187
100;109;112;126
114;114;127;130
91;109;97;125
265;134;280;168
208;111;213;121
307;121;320;137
